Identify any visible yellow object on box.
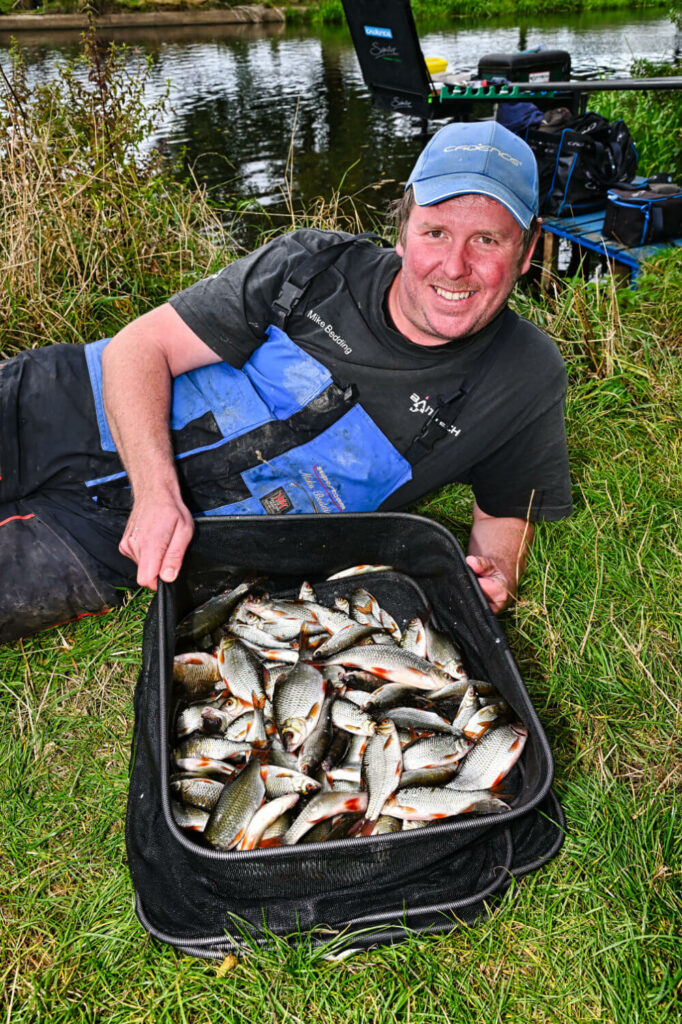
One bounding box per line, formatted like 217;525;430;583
425;56;448;76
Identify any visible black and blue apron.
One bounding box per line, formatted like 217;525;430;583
83;236;504;519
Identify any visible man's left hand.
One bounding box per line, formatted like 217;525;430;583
465;555;513;614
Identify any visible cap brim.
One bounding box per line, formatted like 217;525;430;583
411;173;535;230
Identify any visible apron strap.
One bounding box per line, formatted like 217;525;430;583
271;233;391;328
405;311;511;465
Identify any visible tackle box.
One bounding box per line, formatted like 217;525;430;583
477;49;571;84
126;513;564;957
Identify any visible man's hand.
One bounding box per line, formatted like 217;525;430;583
119;495;195;590
102;303;221;590
465;555;513;615
467;501;534;614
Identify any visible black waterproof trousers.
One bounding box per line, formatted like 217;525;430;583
0;345;137;645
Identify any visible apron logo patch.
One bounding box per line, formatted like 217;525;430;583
260;487;294;515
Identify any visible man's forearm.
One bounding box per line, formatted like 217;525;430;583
466;502;535;613
102;320;180;504
100;304;220;588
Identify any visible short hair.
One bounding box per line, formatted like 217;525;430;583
390;186;539;257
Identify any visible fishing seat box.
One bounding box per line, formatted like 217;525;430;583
477;50;571;84
126;513;564;958
603;180;682;247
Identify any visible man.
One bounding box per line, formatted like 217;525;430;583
0;121;572;644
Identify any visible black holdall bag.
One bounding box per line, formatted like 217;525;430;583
125;514;565;958
526;112;638;217
603;177;682;247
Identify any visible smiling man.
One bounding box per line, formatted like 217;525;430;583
0;121;572;643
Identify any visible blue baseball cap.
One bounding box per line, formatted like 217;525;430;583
405;121;539;229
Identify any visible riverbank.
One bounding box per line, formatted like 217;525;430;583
0;0;670;30
0;4;285;30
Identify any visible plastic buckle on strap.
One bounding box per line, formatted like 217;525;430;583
272;280;305;327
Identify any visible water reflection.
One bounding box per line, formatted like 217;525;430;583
0;10;678;232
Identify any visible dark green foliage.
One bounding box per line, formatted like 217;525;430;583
592;59;682;178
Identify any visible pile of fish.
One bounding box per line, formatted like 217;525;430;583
170;568;527;851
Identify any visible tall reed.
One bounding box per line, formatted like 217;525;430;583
0;31;225;358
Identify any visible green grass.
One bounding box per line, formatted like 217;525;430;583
298;0;669;25
1;32;682;1024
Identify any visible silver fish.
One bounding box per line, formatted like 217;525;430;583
423;620;467;680
204;759;266;850
171;800;210;832
313;621;380;658
402;732;472;771
170;775;224;812
283;791;369;845
261;764;322;798
273;662;326;752
237;793;301;851
199;698;255;736
217;638;266;708
175;735;252;762
172;652;221;697
399;617;427;658
361;719;402;825
321;646;457;691
331;698;377;737
461;703;510;741
175;582;254;642
384;706;459;734
447;724;528;790
326;565;393;580
297;693;334;775
451;685;479;731
384;786;509;821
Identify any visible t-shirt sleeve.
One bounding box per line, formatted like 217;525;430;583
168;229;353;367
467;391;573;521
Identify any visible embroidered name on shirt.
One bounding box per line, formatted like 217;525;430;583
306;308;353;356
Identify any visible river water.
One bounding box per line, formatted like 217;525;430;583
1;9;679;226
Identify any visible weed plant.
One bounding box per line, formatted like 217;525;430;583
0;32;225;358
592;59;682;178
1;31;681;1024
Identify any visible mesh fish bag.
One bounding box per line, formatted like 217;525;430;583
125;513;565;956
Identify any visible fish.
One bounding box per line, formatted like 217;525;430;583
447;724;528;791
282;791;369;845
171;801;210;832
171;573;529;849
237;793;301;851
383;787;510;821
172;652;221;696
260;764;322;798
273;661;326;752
204;759;266;851
170;775;225;812
331;698;377;737
175;582;255;643
399;618;427;658
217;638;267;708
326;565;393;580
361;719;402;827
401;732;472;771
320;646;458;691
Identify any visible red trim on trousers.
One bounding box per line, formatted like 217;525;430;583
0;512;36;528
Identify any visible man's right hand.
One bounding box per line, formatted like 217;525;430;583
101;303;222;591
119;495;195;590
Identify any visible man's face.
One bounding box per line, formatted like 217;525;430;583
388;193;537;347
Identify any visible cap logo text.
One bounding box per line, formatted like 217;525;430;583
443;143;522;166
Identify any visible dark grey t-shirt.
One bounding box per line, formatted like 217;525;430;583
170;228;572;521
